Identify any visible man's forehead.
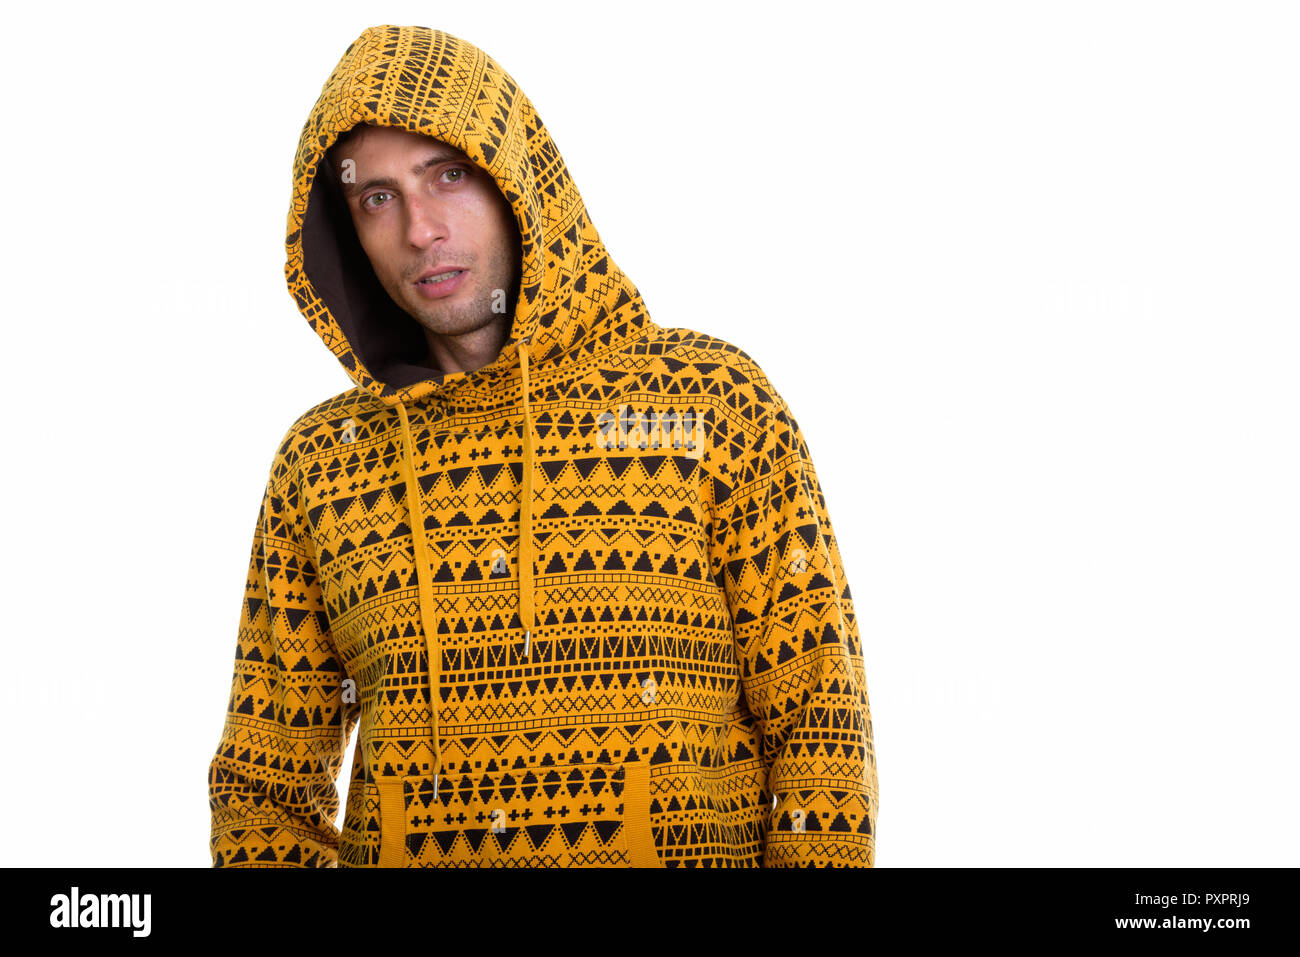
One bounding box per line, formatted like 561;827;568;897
334;128;467;185
338;125;464;159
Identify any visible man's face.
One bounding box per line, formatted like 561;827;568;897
335;124;521;342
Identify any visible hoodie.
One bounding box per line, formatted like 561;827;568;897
208;24;878;867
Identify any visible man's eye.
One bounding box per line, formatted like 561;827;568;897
363;191;391;209
443;167;466;183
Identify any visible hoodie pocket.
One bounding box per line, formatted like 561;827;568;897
376;759;662;867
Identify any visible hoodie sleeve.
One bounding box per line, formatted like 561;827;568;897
707;368;879;867
208;431;359;867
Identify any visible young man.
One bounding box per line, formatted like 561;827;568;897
208;24;878;868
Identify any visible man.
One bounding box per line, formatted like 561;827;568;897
208;24;878;868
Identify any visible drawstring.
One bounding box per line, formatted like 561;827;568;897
391;337;538;801
517;338;536;658
395;401;444;798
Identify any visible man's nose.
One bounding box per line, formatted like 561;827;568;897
405;193;448;248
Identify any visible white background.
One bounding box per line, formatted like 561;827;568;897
2;0;1296;867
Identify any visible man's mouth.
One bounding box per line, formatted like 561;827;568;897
418;269;465;285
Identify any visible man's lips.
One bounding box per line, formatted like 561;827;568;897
413;268;468;298
415;266;466;283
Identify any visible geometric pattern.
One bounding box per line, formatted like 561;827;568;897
208;24;878;867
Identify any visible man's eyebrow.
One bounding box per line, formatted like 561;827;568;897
341;149;466;197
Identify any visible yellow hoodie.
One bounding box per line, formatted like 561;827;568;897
208;24;878;867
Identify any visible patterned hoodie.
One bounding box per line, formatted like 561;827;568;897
208;24;878;867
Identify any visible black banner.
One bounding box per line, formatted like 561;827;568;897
4;867;1285;943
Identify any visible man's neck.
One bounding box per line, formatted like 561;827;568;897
420;314;512;375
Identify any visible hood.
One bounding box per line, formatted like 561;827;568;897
284;25;657;794
286;24;651;404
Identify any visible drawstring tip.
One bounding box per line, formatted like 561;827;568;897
523;629;531;657
434;773;439;799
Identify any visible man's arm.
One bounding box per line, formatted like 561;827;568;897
208;431;359;867
708;369;878;866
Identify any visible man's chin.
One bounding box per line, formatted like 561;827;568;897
406;304;503;337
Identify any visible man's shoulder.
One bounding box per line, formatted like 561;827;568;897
649;325;758;365
265;386;384;480
649;326;789;416
290;385;382;432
